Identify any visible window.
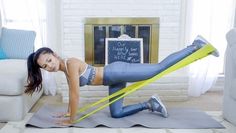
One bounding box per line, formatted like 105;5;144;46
0;0;46;49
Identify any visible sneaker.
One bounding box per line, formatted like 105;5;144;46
192;35;220;57
147;95;168;118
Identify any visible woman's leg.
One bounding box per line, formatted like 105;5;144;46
108;82;149;118
106;44;199;118
105;36;216;118
103;43;200;85
108;82;168;118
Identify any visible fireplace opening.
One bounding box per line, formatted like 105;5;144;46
84;17;159;66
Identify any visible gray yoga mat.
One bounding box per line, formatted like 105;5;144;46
26;104;224;128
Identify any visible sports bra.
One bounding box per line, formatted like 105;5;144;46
64;59;96;86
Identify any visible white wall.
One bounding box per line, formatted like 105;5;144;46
60;0;189;103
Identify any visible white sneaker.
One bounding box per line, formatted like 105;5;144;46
147;95;168;118
192;35;219;57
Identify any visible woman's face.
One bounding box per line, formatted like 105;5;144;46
37;53;60;72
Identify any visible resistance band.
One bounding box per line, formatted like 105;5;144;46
67;44;217;124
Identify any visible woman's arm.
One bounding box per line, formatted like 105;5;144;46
65;78;71;115
66;59;80;123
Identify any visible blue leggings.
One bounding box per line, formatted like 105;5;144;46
103;44;199;118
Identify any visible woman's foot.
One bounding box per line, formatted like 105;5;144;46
147;95;168;118
192;35;220;57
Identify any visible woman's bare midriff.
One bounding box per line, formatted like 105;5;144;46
91;67;104;85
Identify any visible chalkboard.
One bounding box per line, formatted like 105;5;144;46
105;35;143;65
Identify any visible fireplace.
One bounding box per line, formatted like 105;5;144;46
84;17;159;66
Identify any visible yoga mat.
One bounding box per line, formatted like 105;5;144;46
26;104;224;129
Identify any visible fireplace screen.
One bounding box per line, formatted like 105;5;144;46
85;18;159;66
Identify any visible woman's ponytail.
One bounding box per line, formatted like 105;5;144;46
25;52;42;95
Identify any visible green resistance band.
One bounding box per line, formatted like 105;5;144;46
68;44;217;124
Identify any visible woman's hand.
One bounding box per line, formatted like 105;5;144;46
55;118;73;126
53;112;74;126
52;112;70;118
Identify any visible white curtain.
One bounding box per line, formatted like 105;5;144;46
41;0;60;96
185;0;236;96
0;0;58;95
0;10;2;35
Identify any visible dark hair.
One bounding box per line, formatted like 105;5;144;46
25;47;54;95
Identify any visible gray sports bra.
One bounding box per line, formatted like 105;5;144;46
64;59;96;86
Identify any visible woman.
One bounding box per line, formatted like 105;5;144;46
25;35;219;125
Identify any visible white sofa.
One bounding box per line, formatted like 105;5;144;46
223;28;236;126
0;28;43;122
0;59;43;121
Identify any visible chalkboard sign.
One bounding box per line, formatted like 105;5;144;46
105;35;143;65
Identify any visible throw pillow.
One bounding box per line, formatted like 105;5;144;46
0;28;36;59
0;48;7;59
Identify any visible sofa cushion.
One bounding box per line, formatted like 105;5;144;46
226;29;236;100
226;28;236;47
0;28;36;59
0;59;27;95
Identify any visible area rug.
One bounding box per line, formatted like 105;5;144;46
25;104;224;129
